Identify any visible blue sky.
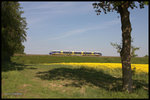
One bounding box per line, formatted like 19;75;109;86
20;2;148;57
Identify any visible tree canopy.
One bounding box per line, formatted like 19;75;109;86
92;1;148;15
1;1;27;62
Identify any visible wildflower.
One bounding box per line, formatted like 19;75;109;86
43;63;148;73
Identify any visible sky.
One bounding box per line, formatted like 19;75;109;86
20;2;149;57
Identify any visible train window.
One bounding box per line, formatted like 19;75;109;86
63;52;70;54
74;52;81;54
56;51;61;53
84;52;91;54
63;52;67;54
68;52;72;54
99;53;102;56
51;51;60;53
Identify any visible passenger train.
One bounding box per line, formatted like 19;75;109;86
49;51;102;56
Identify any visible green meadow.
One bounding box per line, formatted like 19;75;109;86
1;55;149;98
11;55;148;64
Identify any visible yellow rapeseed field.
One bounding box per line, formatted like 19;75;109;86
43;63;149;73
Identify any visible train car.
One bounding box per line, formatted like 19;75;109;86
49;51;102;56
49;51;61;55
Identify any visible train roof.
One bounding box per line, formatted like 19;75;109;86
50;50;102;53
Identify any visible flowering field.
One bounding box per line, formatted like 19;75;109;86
43;63;149;73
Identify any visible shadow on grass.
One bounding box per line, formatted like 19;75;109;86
36;66;122;91
1;62;37;72
36;66;148;92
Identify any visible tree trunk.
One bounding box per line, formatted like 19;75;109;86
119;6;132;93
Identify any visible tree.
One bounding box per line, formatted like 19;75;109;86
144;55;148;57
110;42;122;54
92;1;148;93
130;46;140;57
1;1;27;62
14;43;25;54
111;38;140;57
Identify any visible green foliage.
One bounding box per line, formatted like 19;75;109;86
92;1;147;15
111;42;140;57
14;43;25;54
110;42;122;54
131;46;140;57
144;55;148;57
111;38;140;57
143;1;149;5
1;1;27;62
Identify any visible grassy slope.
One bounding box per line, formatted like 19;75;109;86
2;55;149;98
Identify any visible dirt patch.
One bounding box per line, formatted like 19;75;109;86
80;87;85;94
22;84;32;88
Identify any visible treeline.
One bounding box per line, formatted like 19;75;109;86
1;1;27;62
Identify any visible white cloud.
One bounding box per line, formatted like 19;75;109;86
21;2;95;27
21;2;120;30
21;2;94;16
46;19;120;40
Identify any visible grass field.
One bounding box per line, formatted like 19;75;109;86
11;55;148;64
1;55;149;98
